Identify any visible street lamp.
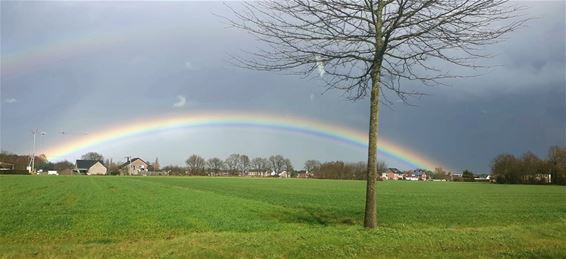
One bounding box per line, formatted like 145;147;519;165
29;129;46;173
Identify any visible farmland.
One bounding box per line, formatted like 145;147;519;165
1;176;565;258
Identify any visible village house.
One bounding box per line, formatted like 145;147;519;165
404;169;429;181
76;160;107;175
0;161;15;170
278;171;290;178
381;168;404;180
450;172;463;181
121;158;149;175
247;170;270;177
296;170;311;178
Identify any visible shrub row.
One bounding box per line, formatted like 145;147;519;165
0;170;30;175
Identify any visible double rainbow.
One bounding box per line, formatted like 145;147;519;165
42;112;442;170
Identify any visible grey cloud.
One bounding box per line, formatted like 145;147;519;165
184;61;196;70
4;98;17;104
0;1;563;172
173;95;187;108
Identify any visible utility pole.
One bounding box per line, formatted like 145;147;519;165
29;129;46;173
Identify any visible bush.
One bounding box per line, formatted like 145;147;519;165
0;170;30;175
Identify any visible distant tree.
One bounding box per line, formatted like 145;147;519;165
376;161;387;176
269;155;286;173
54;161;74;171
318;161;345;179
30;154;50;172
304;160;321;174
462;170;475;182
153;158;160;171
162;165;186;176
37;162;55;171
52;160;75;175
521;152;543;184
186;154;206;176
251;157;270;176
316;160;375;180
432;167;449;180
0;152;49;171
282;158;294;177
490;150;559;185
81;152;104;161
225;154;241;175
238;154;250;176
103;158;121;175
0;152;27;170
207;157;224;176
548;146;566;185
352;161;368;180
491;154;518;184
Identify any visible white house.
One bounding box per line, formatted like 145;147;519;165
76;160;107;175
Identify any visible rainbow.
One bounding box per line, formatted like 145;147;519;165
42;112;443;170
2;24;172;77
2;29;130;77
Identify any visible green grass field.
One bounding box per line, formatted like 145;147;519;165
1;176;564;258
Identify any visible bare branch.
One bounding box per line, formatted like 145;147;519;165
225;0;526;100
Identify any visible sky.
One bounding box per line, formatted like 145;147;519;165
1;1;564;173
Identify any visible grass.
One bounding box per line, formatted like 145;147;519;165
1;176;565;258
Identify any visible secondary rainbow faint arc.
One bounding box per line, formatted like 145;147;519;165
2;31;128;76
3;24;170;76
42;112;442;170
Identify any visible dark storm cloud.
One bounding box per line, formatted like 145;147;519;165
1;1;564;172
357;1;566;171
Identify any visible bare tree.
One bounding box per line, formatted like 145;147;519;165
548;146;566;185
377;161;387;176
282;158;294;177
225;153;241;175
520;152;543;182
153;157;160;171
81;152;104;161
353;161;369;180
269;154;286;174
304;160;321;174
54;161;74;171
207;157;224;176
239;154;251;176
228;0;524;228
186;154;206;176
251;157;270;176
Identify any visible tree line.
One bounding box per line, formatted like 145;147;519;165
305;160;387;180
169;153;294;177
0;152;56;171
8;145;565;185
491;146;566;185
167;154;390;180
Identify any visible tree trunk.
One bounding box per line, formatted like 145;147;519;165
364;1;385;229
364;72;381;229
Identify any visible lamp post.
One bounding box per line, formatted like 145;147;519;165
29;129;46;173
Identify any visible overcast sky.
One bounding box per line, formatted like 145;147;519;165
1;1;564;172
